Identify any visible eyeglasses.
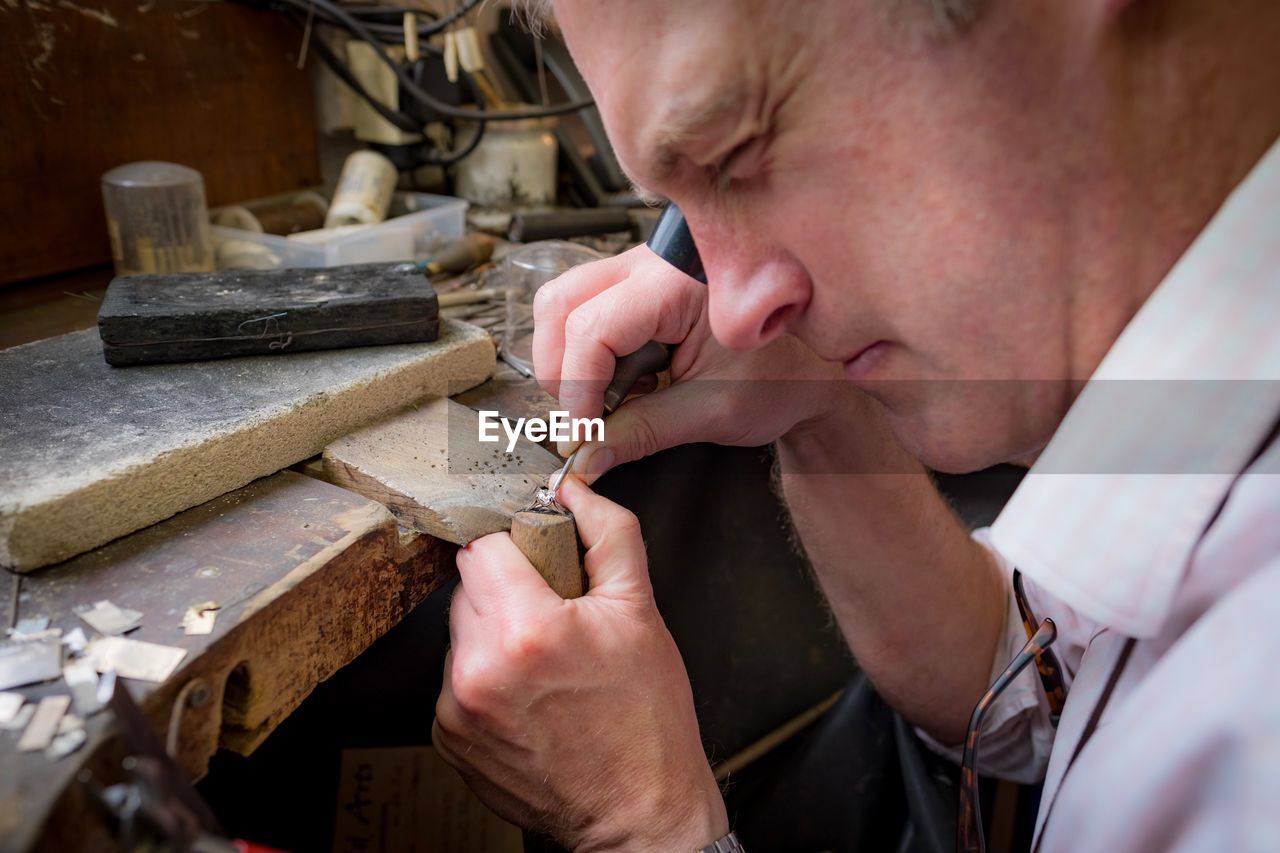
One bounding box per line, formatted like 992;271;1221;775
957;570;1067;853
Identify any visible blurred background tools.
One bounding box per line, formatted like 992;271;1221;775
415;232;495;277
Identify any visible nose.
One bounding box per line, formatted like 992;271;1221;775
700;235;812;352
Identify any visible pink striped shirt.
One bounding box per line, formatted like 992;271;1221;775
943;140;1280;851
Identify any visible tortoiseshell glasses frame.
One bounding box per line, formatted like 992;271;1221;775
957;570;1067;853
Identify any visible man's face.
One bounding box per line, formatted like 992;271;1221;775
556;0;1132;472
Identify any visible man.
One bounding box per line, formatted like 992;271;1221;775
431;0;1280;849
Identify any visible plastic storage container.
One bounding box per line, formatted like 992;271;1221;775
210;191;467;270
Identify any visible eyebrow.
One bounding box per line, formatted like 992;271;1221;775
642;88;750;185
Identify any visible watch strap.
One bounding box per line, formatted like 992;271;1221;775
699;830;744;853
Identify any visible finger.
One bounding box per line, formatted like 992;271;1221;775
556;478;651;597
570;379;732;483
447;583;478;646
440;646;455;696
558;268;705;422
434;647;458;745
456;532;562;615
532;252;632;400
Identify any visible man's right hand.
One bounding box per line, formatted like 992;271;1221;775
532;242;845;482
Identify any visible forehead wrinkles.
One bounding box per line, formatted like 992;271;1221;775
640;13;811;183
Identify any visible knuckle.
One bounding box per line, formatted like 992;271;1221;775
501;623;545;667
433;696;462;738
611;504;642;534
563;307;600;345
449;660;493;716
533;278;569;320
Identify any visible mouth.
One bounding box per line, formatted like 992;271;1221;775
842;341;890;381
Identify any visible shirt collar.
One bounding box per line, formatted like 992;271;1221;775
990;140;1280;638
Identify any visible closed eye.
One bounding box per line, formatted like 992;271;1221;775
713;134;770;190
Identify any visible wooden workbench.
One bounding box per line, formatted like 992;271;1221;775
1;470;450;851
0;270;558;852
0;363;556;853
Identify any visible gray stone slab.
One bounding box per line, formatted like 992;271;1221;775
0;319;494;571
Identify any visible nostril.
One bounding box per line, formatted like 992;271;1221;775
760;306;789;340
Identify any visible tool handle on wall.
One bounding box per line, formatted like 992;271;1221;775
510;511;585;598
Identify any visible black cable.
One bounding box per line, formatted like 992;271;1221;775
297;11;487;166
274;0;594;120
263;0;478;42
328;1;476;43
296;15;424;133
424;113;486;165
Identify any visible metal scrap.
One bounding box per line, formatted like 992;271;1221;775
12;616;50;637
0;703;35;732
0;691;24;725
77;599;143;635
0;637;62;690
17;694;71;752
62;627;88;654
180;601;219;636
63;657;103;715
45;727;87;760
87;636;187;683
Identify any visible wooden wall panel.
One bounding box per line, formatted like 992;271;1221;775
0;0;321;285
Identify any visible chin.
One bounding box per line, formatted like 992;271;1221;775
881;402;1050;475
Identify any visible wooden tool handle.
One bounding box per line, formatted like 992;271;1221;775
510;511;585;598
603;341;672;414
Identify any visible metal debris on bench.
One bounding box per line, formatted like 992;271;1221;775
180;601;220;636
0;636;62;691
86;636;188;683
77;599;143;636
17;694;71;752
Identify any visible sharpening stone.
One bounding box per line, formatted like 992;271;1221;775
0;319;495;572
97;263;439;366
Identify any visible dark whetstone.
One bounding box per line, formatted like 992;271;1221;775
97;263;439;366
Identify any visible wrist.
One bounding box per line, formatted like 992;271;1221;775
578;773;728;853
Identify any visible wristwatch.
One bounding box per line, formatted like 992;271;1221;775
699;831;745;853
645;203;707;284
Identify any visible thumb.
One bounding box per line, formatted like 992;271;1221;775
571;380;720;483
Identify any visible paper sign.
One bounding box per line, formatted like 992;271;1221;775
333;746;522;853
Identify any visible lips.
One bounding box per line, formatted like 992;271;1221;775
842;341;889;381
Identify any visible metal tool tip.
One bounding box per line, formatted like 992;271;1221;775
547;446;581;495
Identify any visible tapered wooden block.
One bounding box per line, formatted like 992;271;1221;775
0;319;495;571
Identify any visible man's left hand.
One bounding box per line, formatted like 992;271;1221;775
433;477;729;851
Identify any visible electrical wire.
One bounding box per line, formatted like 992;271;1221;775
271;0;482;42
257;0;594;120
294;10;487;164
297;17;424;133
426;116;486;165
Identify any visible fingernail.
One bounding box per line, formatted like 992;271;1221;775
557;438;580;458
583;447;615;482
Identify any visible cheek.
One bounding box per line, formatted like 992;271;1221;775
783;125;1074;382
